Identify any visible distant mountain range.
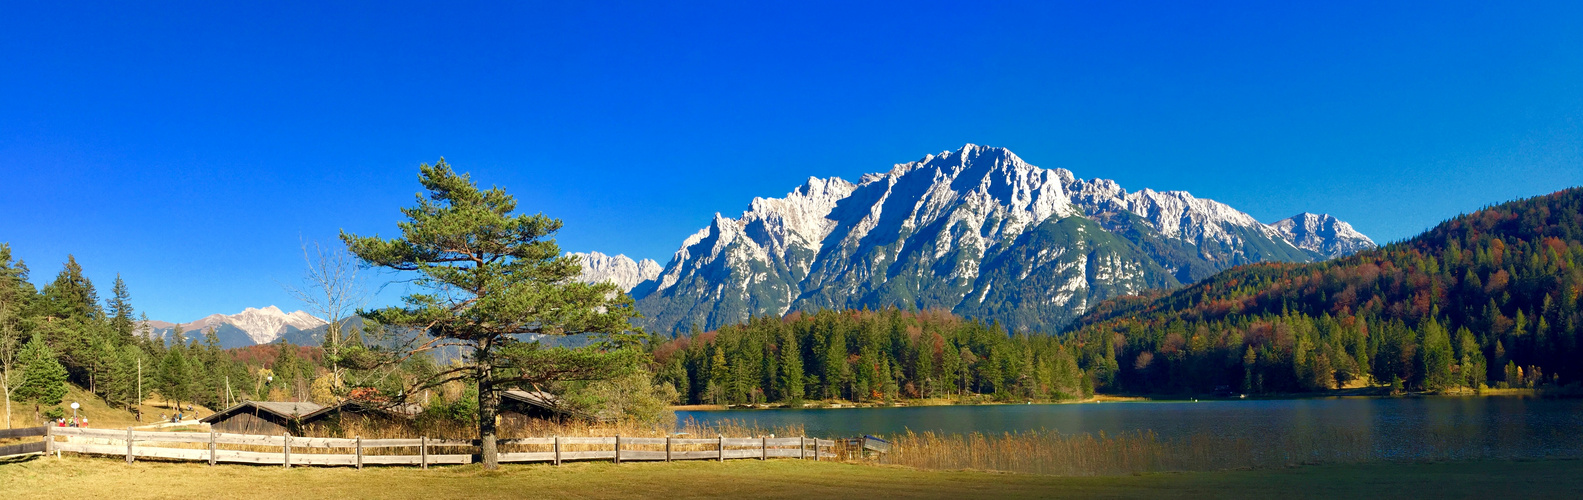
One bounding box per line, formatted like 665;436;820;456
569;251;662;292
141;306;329;349
580;144;1375;335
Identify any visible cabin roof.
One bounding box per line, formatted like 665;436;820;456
200;401;325;423
501;390;559;409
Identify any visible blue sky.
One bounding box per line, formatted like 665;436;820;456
2;1;1579;322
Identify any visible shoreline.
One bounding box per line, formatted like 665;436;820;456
668;387;1547;412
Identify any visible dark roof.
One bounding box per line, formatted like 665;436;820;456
501;390;559;409
501;389;605;421
299;400;422;421
200;401;325;423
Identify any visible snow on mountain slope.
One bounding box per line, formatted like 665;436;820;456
1271;213;1377;259
141;306;328;347
626;144;1375;334
570;251;662;292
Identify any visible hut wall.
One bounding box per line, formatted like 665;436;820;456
212;411;290;435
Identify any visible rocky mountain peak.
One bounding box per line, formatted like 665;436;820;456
625;144;1377;334
569;251;662;292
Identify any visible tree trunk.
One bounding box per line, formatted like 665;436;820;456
478;361;500;470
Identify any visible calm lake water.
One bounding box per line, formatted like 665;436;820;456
678;397;1583;459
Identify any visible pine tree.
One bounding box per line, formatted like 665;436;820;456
107;275;136;340
774;329;804;404
42;255;99;321
341;160;641;469
12;334;68;424
156;345;192;409
1418;317;1454;391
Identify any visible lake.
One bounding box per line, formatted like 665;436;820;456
678;397;1583;460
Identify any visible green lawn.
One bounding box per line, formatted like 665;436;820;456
4;455;1581;499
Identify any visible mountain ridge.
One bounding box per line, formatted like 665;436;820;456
619;144;1376;334
141;305;327;348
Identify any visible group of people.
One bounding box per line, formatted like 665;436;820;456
157;405;200;424
53;416;88;428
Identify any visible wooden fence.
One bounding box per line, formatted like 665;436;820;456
42;427;836;468
0;426;50;458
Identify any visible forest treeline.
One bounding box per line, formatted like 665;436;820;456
0;246;669;428
0;250;332;422
651;309;1089;405
653;188;1583;402
1067;187;1583;394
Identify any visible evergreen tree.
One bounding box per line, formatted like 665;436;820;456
12;334;68;423
156;344;192;409
777;329;804;403
1418;317;1454;391
342;160;641;469
107;274;136;340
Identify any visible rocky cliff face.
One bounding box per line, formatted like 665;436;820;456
628;144;1376;334
569;251;662;292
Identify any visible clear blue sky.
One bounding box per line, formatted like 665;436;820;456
2;1;1579;322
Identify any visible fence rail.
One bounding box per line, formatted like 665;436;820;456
0;426;50;459
43;426;836;468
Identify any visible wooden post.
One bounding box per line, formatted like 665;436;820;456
421;436;429;469
125;427;134;464
355;436;363;470
41;425;52;457
553;436;561;466
761;436;767;460
614;434;621;464
283;434;291;469
800;436;806;460
665;436;672;462
717;434;724;462
208;430;216;466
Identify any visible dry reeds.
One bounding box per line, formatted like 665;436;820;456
876;427;1583;476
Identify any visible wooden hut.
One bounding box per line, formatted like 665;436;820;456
499;389;601;424
297;400;420;434
200;401;324;435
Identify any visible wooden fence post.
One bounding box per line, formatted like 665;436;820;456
421;436;429;469
614;434;621;464
41;425;52;457
665;436;672;462
125;427;134;464
283;434;291;469
355;436;363;470
800;436;806;460
208;430;216;466
717;434;724;462
761;436;767;460
553;436;561;466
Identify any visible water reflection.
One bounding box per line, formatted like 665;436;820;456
678;397;1583;461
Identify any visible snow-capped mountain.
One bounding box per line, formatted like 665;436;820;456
569;251;662;292
626;144;1376;335
141;306;328;348
1271;213;1375;259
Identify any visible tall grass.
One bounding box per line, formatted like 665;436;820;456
877;428;1583;476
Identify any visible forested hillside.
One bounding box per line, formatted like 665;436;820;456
1065;188;1583;394
0;248;330;424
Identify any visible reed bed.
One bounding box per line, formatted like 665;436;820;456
877;427;1583;476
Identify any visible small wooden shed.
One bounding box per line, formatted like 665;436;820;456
499;389;601;423
297;400;420;434
200;401;324;435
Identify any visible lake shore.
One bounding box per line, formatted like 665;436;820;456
5;454;1581;499
668;387;1546;412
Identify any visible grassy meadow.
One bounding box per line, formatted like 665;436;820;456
4;454;1582;499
